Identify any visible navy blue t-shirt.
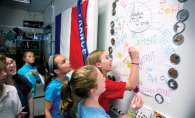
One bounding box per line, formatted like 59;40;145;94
15;75;32;118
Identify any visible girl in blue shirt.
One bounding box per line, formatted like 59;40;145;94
61;65;144;118
18;51;41;97
44;54;72;118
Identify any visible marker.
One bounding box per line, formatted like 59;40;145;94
132;92;140;108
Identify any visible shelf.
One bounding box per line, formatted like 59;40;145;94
16;39;44;74
16;39;41;42
16;49;40;51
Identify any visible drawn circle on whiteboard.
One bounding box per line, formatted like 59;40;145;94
170;53;180;65
173;22;185;34
126;3;152;33
173;33;184;46
110;28;115;35
160;76;165;81
108;46;113;54
177;9;189;22
111;38;115;45
110;21;115;28
155;94;164;104
168;68;178;79
112;2;116;9
168;79;178;90
112;9;116;16
178;0;187;3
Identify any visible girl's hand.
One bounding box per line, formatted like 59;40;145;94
31;70;38;75
20;107;28;118
128;47;139;63
129;95;144;112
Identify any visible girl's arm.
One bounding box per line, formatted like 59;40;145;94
27;91;34;118
31;68;41;83
119;95;144;118
16;114;22;118
44;100;53;118
125;47;139;90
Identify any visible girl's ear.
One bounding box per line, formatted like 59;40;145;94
95;62;101;68
89;88;97;95
54;68;60;74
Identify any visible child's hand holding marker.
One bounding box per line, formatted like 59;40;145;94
130;92;144;112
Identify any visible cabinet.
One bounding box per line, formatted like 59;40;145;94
16;39;44;74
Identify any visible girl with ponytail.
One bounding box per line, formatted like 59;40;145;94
44;54;72;118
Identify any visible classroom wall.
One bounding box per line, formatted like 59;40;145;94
98;0;195;118
0;7;43;27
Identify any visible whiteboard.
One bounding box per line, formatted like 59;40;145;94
98;0;195;118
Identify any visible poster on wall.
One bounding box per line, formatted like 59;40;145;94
109;0;184;105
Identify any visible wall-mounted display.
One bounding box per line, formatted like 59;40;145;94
173;33;184;45
177;9;189;22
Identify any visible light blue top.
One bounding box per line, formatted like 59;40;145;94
18;63;41;97
45;77;69;118
78;101;110;118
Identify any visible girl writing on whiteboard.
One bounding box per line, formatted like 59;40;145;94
85;46;139;113
60;65;144;118
18;51;41;97
44;54;72;118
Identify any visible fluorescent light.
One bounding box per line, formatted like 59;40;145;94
13;0;30;3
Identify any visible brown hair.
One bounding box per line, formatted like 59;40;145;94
86;50;104;66
0;53;6;64
23;51;34;58
59;81;73;115
44;54;59;90
5;54;29;95
60;65;98;115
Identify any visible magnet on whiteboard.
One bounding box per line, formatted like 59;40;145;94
108;46;113;54
155;93;164;104
168;68;178;79
112;9;116;16
178;0;187;3
111;38;115;45
110;21;115;28
110;28;115;35
173;33;184;46
173;22;185;34
168;79;178;90
112;2;116;9
177;9;189;22
170;53;180;65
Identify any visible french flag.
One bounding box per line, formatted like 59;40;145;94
55;0;97;70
